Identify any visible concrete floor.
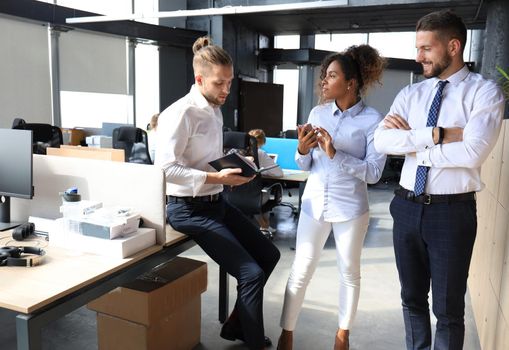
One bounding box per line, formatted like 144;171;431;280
0;183;481;350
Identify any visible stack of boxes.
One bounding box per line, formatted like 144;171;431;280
88;257;208;350
50;200;156;258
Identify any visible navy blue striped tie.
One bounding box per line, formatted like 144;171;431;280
414;80;449;196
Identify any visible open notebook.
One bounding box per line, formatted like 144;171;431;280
209;152;279;177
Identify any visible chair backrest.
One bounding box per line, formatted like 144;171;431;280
282;129;298;139
222;131;266;215
12;120;63;155
223;131;259;166
112;126;153;164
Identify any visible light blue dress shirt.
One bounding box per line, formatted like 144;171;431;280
296;100;387;222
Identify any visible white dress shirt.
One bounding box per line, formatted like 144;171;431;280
297;100;387;222
258;149;284;177
374;65;505;194
155;85;224;197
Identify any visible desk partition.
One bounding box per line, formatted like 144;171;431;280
47;145;124;162
11;154;166;244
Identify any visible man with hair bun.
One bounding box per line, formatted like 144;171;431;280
277;44;387;350
375;10;505;350
155;36;280;350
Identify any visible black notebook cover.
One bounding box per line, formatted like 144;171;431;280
208;153;279;177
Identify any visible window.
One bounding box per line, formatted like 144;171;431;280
135;43;160;130
273;68;299;131
317;31;473;61
368;32;416;59
41;0;161;128
315;33;368;52
273;35;301;130
0;16;51;128
58;29;131;128
274;35;300;49
359;31;472;61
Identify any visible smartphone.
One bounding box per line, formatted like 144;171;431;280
297;123;314;136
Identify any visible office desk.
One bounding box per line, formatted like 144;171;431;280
0;229;194;350
263;169;309;214
264;169;309;183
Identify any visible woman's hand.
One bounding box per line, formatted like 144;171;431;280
297;123;318;155
315;127;336;159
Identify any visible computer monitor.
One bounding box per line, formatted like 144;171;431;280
101;122;132;137
0;128;34;231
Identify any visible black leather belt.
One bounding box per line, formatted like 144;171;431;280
168;193;221;203
394;187;475;205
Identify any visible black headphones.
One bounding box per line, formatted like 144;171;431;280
0;246;46;267
12;222;35;241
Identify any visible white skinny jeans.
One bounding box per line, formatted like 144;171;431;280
280;210;370;331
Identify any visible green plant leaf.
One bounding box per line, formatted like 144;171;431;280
496;66;509;80
496;66;509;100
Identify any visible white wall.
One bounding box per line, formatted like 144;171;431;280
364;68;413;116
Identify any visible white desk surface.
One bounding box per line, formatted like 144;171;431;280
264;169;309;182
165;224;189;247
0;228;187;314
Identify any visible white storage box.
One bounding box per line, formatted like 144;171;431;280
78;208;141;239
86;135;112;148
50;220;156;258
60;200;103;217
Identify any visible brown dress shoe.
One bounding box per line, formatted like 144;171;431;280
277;329;293;350
334;329;349;350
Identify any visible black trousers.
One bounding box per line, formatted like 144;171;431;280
390;195;477;350
167;197;280;350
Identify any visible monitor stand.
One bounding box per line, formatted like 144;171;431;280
0;196;22;231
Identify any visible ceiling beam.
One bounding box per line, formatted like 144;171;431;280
65;1;348;24
0;0;204;48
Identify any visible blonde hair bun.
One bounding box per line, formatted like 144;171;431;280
192;36;212;54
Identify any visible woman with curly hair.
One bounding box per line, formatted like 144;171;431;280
277;45;387;350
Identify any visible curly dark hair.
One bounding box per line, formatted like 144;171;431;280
318;44;386;100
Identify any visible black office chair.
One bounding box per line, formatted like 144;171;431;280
222;131;283;229
112;126;153;164
12;118;63;155
282;129;298;139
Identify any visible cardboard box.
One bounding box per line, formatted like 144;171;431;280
97;297;201;350
88;257;207;324
61;128;85;146
88;257;207;350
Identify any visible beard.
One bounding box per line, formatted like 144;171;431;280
203;91;227;106
422;54;452;78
